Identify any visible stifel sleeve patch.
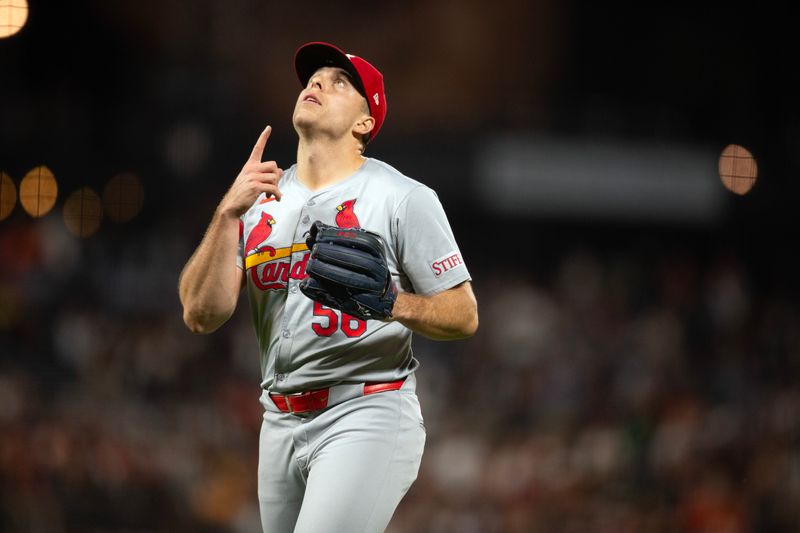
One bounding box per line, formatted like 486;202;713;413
430;251;465;278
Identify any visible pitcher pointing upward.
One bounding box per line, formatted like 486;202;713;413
179;41;478;532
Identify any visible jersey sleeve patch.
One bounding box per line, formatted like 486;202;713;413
430;251;465;278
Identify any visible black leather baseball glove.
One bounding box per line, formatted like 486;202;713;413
299;221;397;321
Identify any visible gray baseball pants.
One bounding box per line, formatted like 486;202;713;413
257;375;426;533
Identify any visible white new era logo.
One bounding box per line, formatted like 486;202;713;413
373;93;380;106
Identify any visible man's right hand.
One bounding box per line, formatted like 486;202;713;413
219;125;283;218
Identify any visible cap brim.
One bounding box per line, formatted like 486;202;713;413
294;42;366;96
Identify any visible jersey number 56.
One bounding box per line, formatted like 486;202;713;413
311;302;367;338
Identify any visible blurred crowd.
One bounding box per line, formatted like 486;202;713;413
2;1;796;531
1;212;799;533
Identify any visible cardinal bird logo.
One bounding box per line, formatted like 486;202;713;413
335;198;360;228
244;212;276;256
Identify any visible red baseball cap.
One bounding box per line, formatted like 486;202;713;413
294;42;387;143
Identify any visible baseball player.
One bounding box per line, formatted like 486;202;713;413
179;42;478;532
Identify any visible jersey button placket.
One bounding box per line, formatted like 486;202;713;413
276;196;318;384
275;322;295;384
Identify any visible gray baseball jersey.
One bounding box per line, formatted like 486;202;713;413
237;157;471;394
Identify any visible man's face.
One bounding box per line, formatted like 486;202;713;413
293;66;370;141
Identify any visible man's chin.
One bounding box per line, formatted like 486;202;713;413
292;112;317;134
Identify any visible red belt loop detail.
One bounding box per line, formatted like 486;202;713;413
270;394;289;412
270;389;330;414
364;378;406;395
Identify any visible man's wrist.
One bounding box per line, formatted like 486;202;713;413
388;292;412;322
215;204;242;224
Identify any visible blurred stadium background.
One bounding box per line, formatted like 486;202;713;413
2;1;799;532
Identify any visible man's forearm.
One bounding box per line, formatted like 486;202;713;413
390;282;478;340
179;125;282;333
179;209;243;333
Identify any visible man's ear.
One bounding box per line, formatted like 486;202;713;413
354;115;375;137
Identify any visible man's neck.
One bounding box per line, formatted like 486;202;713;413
296;136;366;192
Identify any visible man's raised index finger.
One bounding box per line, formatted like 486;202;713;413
249;125;272;162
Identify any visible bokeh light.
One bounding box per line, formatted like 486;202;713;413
719;144;758;195
0;0;28;39
0;171;16;221
103;172;145;222
19;165;58;217
63;186;103;237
